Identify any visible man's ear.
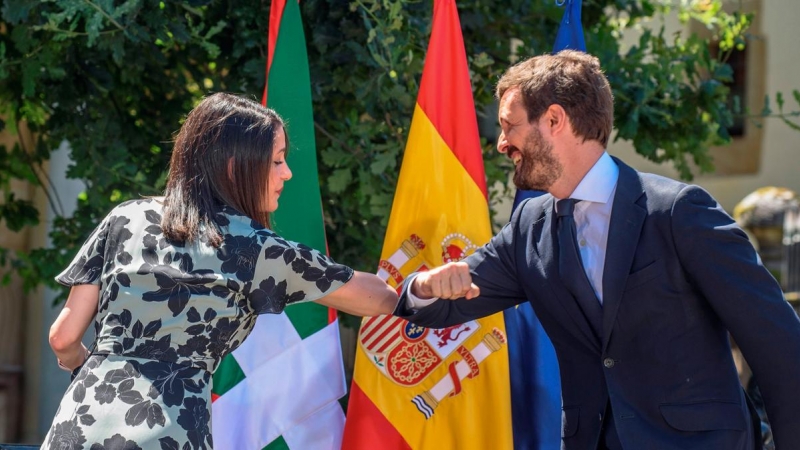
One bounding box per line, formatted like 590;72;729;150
543;104;569;135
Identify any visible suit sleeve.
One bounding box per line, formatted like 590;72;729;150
394;203;530;328
671;185;800;447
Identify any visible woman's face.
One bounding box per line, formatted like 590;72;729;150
265;126;292;213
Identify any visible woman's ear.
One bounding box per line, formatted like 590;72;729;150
227;157;235;181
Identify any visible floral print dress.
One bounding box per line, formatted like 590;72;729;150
42;199;353;450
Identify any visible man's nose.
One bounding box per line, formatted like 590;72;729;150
497;131;509;154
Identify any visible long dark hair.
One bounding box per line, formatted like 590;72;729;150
161;92;287;247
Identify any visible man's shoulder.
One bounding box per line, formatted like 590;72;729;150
614;156;687;195
497;195;551;238
514;194;553;219
612;154;679;191
626;166;708;213
637;171;686;192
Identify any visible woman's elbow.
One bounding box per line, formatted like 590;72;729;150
354;275;398;317
370;284;399;316
49;325;79;353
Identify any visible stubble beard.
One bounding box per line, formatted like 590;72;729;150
512;127;562;192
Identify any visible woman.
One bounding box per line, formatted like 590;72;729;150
43;93;398;449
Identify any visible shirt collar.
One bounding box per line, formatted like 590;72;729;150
568;152;618;205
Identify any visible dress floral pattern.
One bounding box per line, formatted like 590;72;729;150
43;199;353;449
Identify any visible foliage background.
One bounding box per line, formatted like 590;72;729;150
0;0;798;301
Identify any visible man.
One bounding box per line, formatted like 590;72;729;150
395;50;800;450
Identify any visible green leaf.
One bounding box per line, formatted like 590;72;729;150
368;192;392;219
320;148;351;167
85;10;106;47
712;63;733;83
1;0;35;24
782;117;800;132
369;151;396;175
205;20;227;40
760;94;772;117
20;59;39;97
328;168;352;194
472;52;494;69
0;193;39;231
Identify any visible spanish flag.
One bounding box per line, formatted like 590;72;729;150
341;1;513;448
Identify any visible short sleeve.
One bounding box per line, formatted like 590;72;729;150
55;216;109;287
248;233;354;315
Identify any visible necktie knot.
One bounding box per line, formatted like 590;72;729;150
557;198;577;217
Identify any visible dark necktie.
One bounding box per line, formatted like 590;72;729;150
556;199;603;339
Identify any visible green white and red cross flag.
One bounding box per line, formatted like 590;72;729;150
211;1;347;449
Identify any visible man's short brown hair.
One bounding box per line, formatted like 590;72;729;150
496;50;614;147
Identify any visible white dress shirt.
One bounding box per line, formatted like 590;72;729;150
407;152;619;308
559;151;619;303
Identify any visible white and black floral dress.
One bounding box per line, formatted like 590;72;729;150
42;199;353;450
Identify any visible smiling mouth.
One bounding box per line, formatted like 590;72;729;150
508;149;522;166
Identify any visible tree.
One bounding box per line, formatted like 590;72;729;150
1;0;798;297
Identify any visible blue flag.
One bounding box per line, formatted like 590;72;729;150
553;0;586;52
504;1;585;448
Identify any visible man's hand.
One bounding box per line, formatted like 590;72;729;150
410;262;480;300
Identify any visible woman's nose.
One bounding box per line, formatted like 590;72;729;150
283;163;293;181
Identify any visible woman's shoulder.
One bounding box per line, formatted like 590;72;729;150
93;198;165;238
109;197;164;217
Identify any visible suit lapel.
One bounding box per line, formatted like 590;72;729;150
535;197;602;352
602;159;646;352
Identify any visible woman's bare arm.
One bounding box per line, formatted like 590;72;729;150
49;284;99;370
315;271;398;317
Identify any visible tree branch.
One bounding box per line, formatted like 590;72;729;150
314;121;364;158
15;123;64;217
83;0;126;31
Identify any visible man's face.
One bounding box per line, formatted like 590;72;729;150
497;89;562;191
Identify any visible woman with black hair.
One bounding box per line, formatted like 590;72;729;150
42;93;397;449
